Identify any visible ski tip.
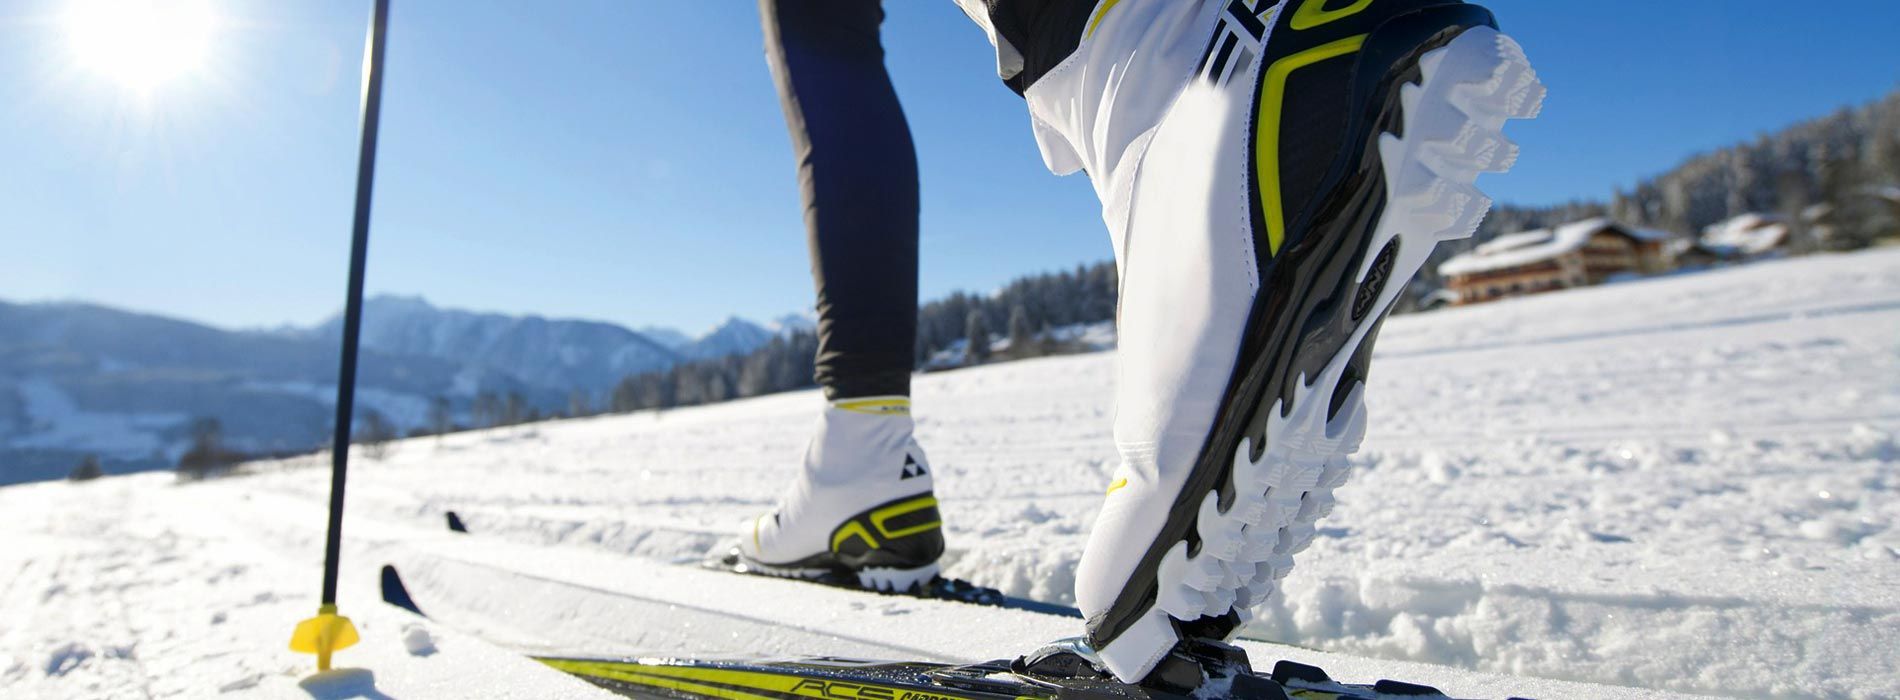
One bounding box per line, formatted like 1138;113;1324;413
380;564;425;617
446;511;468;533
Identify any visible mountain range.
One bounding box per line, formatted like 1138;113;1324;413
0;296;811;484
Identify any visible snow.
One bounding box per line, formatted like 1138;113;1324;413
401;624;437;656
5;249;1898;698
0;478;612;699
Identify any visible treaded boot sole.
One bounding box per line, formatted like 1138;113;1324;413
857;564;944;594
1093;23;1545;681
712;548;1028;608
1165;26;1545;620
734;556;942;595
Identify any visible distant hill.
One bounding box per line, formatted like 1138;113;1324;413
637;326;694;352
0;299;526;483
640;313;816;361
766;312;817;336
679;317;777;361
301;296;683;395
0;297;801;485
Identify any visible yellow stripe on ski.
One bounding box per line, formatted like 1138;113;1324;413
542;659;781;700
541;658;1028;700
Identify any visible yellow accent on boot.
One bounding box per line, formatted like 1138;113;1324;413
869;495;941;540
1291;0;1376;30
1255;34;1367;255
289;604;359;672
1106;477;1129;495
831;521;879;553
752;514;764;553
831;396;910;415
1085;0;1125;38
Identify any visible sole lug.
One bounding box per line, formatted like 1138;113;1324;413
855;563;940;594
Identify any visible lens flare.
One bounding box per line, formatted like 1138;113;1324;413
63;0;217;94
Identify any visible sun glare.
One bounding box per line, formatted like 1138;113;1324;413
63;0;217;94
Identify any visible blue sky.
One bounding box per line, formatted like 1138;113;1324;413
3;0;1898;333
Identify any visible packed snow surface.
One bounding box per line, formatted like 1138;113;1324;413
5;249;1898;699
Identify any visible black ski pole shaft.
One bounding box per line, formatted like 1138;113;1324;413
322;0;391;607
291;0;388;672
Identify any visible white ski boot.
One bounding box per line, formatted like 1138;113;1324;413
987;0;1544;683
731;396;943;593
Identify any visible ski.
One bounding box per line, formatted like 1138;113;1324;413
701;546;1081;618
441;510;1076;617
535;655;1202;700
530;650;1494;700
379;564;1502;700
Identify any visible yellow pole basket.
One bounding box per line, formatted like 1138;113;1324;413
290;604;361;671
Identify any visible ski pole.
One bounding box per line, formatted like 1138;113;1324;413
291;0;390;673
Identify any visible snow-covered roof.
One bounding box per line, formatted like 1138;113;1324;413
1439;218;1681;278
1441;218;1610;277
1700;213;1789;256
1473;229;1560;255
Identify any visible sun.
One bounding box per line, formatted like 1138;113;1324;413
63;0;218;94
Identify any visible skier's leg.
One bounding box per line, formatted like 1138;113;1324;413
730;0;942;594
762;0;918;401
963;0;1544;684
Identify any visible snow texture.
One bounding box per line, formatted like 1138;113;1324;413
4;249;1897;698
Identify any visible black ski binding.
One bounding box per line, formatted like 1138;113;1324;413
1007;637;1288;699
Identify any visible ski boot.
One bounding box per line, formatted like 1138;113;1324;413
723;396;945;593
960;0;1545;682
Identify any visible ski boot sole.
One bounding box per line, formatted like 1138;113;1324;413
737;557;942;595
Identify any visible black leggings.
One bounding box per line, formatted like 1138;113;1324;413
760;0;918;400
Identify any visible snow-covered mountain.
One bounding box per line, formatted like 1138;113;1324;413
0;299;540;483
0;296;812;484
636;326;695;352
644;312;818;361
305;296;683;395
677;316;778;360
766;311;817;336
